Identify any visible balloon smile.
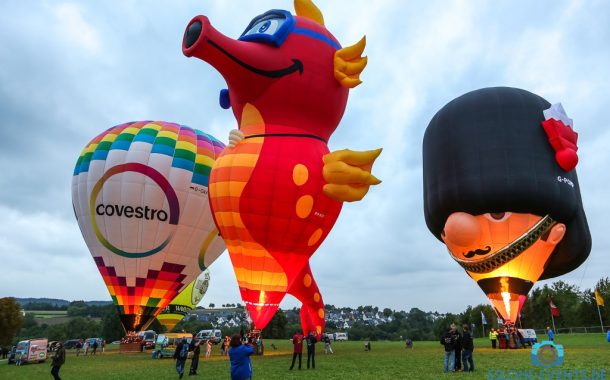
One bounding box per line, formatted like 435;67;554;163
453;215;556;273
207;39;303;78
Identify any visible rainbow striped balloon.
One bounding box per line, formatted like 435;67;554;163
72;121;226;332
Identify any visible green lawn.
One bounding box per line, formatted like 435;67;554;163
1;334;608;379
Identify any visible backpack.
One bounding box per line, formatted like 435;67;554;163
179;343;189;360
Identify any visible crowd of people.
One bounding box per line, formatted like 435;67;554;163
488;326;531;349
440;323;474;373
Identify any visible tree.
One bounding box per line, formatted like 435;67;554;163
0;297;24;346
262;309;287;339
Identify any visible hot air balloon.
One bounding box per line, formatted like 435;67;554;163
182;0;381;334
72;121;226;333
423;87;591;324
157;269;211;331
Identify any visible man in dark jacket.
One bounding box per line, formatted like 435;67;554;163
51;341;66;380
440;327;456;372
289;331;304;370
174;339;190;379
306;331;317;369
452;325;462;371
461;325;474;372
189;340;201;376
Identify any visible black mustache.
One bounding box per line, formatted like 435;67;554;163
463;246;492;258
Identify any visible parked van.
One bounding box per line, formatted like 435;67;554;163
195;329;222;343
335;332;348;341
153;333;193;359
15;339;48;365
517;329;537;346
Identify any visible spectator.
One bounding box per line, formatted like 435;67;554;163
51;341;66;380
83;340;89;356
489;328;498;349
92;339;98;355
547;326;554;341
189;340;201;376
324;334;333;354
364;340;371;351
440;327;456;372
405;338;413;349
229;334;254;380
452;324;462;371
606;329;610;343
75;340;83;357
206;338;213;358
461;325;474;372
173;338;189;379
101;340;106;354
289;331;304;370
306;331;317;369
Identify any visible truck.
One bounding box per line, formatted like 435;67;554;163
137;330;157;349
14;338;48;365
153;333;193;359
195;329;222;343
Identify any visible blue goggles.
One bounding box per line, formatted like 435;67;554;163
239;9;340;49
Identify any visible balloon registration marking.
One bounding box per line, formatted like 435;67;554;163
89;162;180;258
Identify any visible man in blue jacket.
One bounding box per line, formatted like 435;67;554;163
229;334;254;380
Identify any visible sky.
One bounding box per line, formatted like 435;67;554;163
1;0;609;315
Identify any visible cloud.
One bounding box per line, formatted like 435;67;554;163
52;3;103;55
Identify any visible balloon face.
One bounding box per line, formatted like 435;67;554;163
157;269;211;331
442;212;565;323
423;87;591;325
72;121;225;332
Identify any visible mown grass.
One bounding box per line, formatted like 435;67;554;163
1;334;608;379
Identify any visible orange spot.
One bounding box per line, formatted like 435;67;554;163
308;228;323;246
293;164;309;186
314;293;320;302
296;195;314;218
304;274;312;288
318;308;325;319
316;325;322;334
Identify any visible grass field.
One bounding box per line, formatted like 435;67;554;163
1;334;608;379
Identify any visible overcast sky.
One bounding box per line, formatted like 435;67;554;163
1;0;608;315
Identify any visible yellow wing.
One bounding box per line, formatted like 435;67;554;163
322;148;382;202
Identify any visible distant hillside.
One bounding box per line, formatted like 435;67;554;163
15;298;112;307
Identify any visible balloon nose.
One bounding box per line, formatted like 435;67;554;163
443;212;481;247
184;21;202;49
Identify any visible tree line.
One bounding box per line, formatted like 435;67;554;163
1;278;608;345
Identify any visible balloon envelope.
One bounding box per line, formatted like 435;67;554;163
157;269;210;331
72;121;225;332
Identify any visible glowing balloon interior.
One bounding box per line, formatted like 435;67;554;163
72;121;226;332
183;0;381;333
157;269;211;331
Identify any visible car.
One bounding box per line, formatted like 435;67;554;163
335;332;348;341
62;339;81;349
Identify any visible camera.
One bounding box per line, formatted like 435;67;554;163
531;340;564;368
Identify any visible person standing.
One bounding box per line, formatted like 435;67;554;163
229;334;254;380
323;334;333;354
75;340;82;357
92;339;98;355
452;324;462;371
83;339;89;356
205;338;213;358
189;340;201;376
50;341;66;380
289;331;304;370
441;327;456;372
101;340;106;354
489;328;498;349
461;325;474;372
174;338;189;379
306;331;317;369
547;326;554;341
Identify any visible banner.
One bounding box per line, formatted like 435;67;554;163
595;289;605;307
481;311;487;325
548;296;561;317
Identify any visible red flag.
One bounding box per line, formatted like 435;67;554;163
548;296;561;317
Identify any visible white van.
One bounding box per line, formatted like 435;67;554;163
335;332;348;341
195;329;222;343
15;339;48;365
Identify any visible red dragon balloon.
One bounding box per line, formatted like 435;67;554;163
183;0;381;335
